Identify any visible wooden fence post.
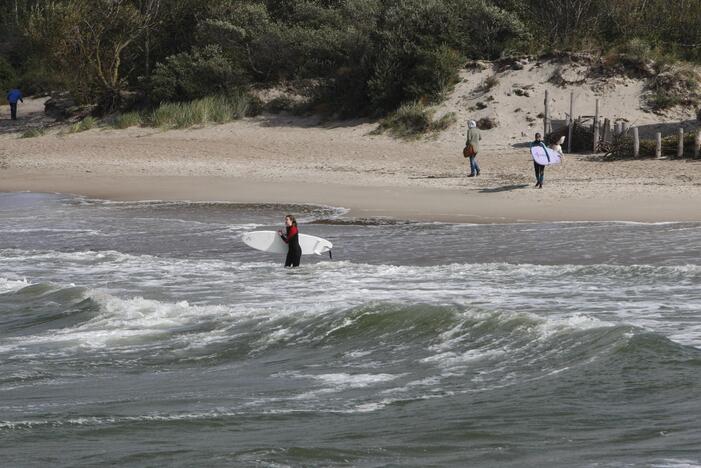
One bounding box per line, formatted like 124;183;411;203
567;92;574;153
678;128;684;158
593;99;599;152
695;129;701;159
633;127;639;158
656;132;662;158
602;118;610;142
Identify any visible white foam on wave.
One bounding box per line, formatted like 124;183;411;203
277;371;402;391
420;348;506;367
0;277;31;294
3;248;701;354
651;460;701;468
0;290;237;354
0;227;103;235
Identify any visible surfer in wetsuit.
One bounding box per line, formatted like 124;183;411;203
531;133;547;189
278;215;301;267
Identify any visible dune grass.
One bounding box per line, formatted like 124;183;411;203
374;102;456;139
65;116;97;134
19;127;46;138
146;93;252;129
111;112;143;129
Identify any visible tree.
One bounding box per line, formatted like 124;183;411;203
27;0;158;110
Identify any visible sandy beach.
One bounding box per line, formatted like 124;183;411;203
2;61;701;224
2;116;700;223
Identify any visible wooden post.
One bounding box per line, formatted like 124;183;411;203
544;90;549;138
593;99;599;152
656;132;662;158
567;92;574;153
633;127;639;158
678;128;684;158
695;129;701;159
602;118;611;142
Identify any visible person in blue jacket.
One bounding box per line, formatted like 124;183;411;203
6;88;23;120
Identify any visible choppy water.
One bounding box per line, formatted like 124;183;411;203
1;192;700;467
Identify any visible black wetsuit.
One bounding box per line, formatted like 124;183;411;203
531;140;547;187
281;225;301;267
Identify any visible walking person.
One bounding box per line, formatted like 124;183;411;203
278;214;302;268
6;88;23;121
531;133;547;188
464;120;481;177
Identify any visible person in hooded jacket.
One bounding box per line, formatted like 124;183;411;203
465;120;481;177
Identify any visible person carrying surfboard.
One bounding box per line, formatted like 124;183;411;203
531;133;547;188
464;120;481;177
278;215;302;267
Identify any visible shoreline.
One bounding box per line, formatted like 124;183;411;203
3;172;700;224
2;105;700;225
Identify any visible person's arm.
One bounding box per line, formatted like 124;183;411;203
280;226;298;243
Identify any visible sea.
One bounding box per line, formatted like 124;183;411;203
1;191;700;467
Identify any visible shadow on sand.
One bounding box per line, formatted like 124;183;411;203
479;184;530;193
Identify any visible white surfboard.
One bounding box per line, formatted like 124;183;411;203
242;230;333;255
531;145;562;166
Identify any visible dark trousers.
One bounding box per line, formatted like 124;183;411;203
285;248;301;267
533;161;545;185
10;102;17;120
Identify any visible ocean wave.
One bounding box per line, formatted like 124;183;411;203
0;288;656;370
0;277;31;294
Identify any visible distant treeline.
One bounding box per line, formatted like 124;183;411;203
1;0;700;115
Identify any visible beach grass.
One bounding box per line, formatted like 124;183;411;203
66;116;97;134
374;102;456;139
112;112;143;129
147;93;251;129
19;127;46;138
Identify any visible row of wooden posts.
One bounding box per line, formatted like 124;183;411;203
543;90;701;157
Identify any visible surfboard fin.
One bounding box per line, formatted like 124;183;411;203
329;250;333;260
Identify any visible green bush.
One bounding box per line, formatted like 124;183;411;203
618;38;653;62
404;46;464;103
0;57;17;103
647;90;681;111
18;58;64;95
149;45;247;103
375;102;456;139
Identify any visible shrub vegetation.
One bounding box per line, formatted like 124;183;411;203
1;0;699;119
